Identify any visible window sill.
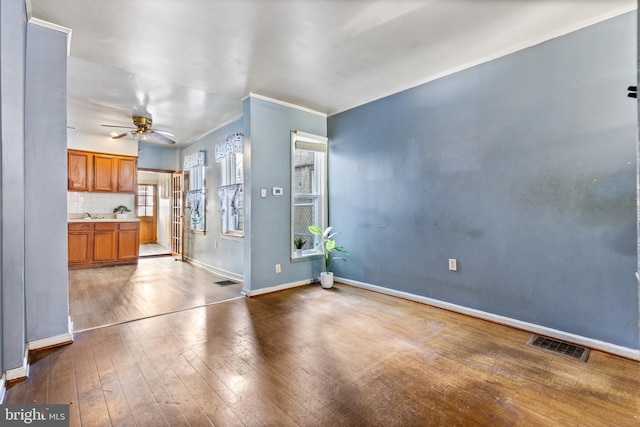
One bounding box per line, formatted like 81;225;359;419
221;233;244;241
292;249;321;260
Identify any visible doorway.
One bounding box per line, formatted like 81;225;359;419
137;170;173;257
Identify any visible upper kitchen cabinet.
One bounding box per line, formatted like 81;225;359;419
68;149;137;193
93;153;116;191
116;157;137;192
68;150;92;191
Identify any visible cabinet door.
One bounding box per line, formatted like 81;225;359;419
117;157;137;192
94;154;116;192
94;229;117;261
68;231;92;263
68;151;92;191
118;224;140;260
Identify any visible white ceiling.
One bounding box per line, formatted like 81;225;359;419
27;0;636;147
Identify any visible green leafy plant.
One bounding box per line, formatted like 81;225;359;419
294;235;306;250
308;225;349;272
113;205;132;214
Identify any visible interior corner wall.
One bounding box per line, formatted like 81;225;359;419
243;96;327;292
328;12;639;349
180;118;244;279
0;0;27;372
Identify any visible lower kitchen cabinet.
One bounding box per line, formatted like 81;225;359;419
68;221;140;269
68;223;92;263
118;223;140;260
94;223;117;261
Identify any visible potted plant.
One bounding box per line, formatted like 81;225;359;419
294;235;306;257
308;225;348;289
113;205;131;219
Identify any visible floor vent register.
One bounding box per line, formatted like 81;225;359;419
527;335;590;362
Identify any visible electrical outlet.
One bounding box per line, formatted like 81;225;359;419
449;258;457;271
275;264;281;273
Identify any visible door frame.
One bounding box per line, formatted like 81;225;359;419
137;168;176;250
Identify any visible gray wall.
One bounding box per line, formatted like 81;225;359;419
181;118;245;279
243;96;327;292
1;0;27;372
24;23;69;342
328;13;639;349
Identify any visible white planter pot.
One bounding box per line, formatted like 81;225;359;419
115;213;128;219
320;272;334;289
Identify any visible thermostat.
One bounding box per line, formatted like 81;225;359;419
272;187;283;196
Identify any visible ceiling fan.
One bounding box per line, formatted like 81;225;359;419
101;116;176;145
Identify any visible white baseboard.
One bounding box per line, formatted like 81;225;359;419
244;279;314;297
0;373;6;404
28;331;74;351
338;277;640;361
185;257;244;282
5;347;29;382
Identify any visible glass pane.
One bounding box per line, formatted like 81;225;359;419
294;150;315;195
137;207;145;217
235;153;244;183
147;185;154;195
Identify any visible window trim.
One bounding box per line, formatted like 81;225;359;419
290;129;328;259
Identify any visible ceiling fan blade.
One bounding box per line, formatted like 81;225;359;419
151;129;175;137
111;131;135;139
101;124;136;129
148;130;176;145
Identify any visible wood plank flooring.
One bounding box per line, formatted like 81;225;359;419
6;283;640;426
69;256;243;331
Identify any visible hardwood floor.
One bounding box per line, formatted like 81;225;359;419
139;243;171;257
6;283;639;426
69;256;243;331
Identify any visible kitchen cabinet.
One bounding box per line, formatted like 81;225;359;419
68;223;93;263
67;150;137;193
93;223;117;261
93;154;116;192
118;222;140;260
68;221;140;269
116;157;137;192
68;150;92;191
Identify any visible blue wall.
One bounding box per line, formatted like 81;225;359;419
181;118;245;279
24;23;70;342
244;97;327;292
138;143;180;171
328;13;638;349
1;0;28;373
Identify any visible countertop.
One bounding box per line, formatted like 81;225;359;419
68;217;140;223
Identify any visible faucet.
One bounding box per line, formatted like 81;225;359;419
84;212;91;218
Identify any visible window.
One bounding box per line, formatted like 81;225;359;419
291;130;327;258
137;184;155;217
216;132;244;237
184;151;206;233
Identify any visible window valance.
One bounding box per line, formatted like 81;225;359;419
183;150;206;170
215;132;244;162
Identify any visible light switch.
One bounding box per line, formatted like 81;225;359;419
260;188;267;198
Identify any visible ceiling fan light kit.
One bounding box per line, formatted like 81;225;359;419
101;115;176;144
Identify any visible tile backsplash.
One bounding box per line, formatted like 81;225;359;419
67;192;135;215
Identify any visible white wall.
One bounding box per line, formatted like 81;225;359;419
67;130;139;156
